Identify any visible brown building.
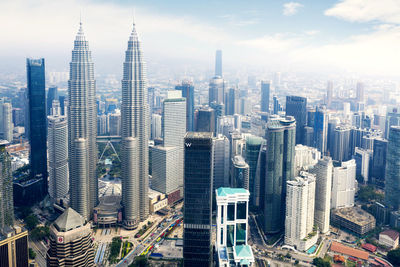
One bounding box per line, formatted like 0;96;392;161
0;226;28;267
46;208;95;267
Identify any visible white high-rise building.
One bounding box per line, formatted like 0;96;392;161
48;115;69;199
331;159;356;209
2;103;13;142
310;157;333;234
284;172;318;251
151;146;180;194
295;144;321;173
213;135;230;190
121;21;150;228
97;114;108;136
68;22;97;220
108;110;121;136
151;114;162;140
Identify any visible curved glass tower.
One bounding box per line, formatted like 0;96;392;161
68;23;97;220
121;22;149;229
385;126;400;210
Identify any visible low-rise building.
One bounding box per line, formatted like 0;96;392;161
93;195;122;228
149;189;168;214
379;230;399;249
331;207;376;236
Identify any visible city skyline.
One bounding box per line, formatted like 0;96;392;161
1;0;400;77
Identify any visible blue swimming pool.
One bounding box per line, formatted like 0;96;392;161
307;244;317;254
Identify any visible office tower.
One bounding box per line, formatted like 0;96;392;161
26;58;48;196
231;155;250;190
47;208;95;267
273;96;282;115
67;23;97;220
352;113;362;128
105;98;118;114
331;125;351;162
97;114;108;136
310;157;333;234
215;49;222;77
152;92;186;201
47;86;58;115
210;102;225;131
371;137;387;185
183;132;213;267
50;100;61;116
314;105;328;155
215;188;254;266
286;96;307;144
217;116;234;137
12;108;24;127
256;145;267;209
307;108;315;127
151;114;162;140
294;144;320;173
0;227;28;267
48;115;69;200
213;135;230;190
225;87;239;115
385;126;400;210
245;136;264;206
354;147;372;183
108;111;121;136
327;117;340;156
239;97;251;115
121;22;150;228
176;81;195;131
303;127;314;147
285;172;317;251
263;116;296;233
261;81;270;113
2;103;13;142
326;81;333;108
148;87;155;117
196;107;215;133
331;159;356;209
356;82;365;102
59;95;67;115
234;114;241;133
385;108;400;139
0;141;13;230
209;76;225;105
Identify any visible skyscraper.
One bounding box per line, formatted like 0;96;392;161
331;160;356;209
263;116;296;233
385;126;400;210
196;107;215;133
47;86;58;115
212;134;230;191
121;21;150;228
371;137;387;185
314;105;328;155
331;125;351;162
215;49;222;77
225;87;239;115
326;81;333;108
26;58;48;195
183;132;213;267
209;76;225;105
48;114;69;200
0;140;13;230
261;81;270;113
231;155;250;190
286;96;307;144
310;157;333;234
245;135;264;206
2;103;13;142
175;81;195;131
356;82;365;102
68;23;97;220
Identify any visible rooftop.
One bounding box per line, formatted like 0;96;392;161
216;187;249;197
380;229;399;241
185;132;213;139
234;245;254;259
54;208;85;232
330;241;369;260
332;207;375;226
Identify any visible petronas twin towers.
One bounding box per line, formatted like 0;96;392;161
68;21;149;228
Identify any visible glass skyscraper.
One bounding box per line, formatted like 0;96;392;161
263;116;296;233
215;49;222;77
261;81;270;113
26;58;48;195
0;140;13;230
314;105;328;155
286;95;307;144
183;132;213;267
176;82;194;131
47;86;58;115
385;126;400;210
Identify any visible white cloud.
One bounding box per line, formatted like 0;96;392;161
283;2;303;16
325;0;400;24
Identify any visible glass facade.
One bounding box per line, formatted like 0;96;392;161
385;126;400;210
175;82;194;131
285;96;307;144
0;142;13;230
46;86;58;115
245;136;264;206
183;133;213;267
261;81;270;113
26;58;48;195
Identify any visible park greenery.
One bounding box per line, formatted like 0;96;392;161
28;248;36;260
357;185;384;203
109;237;122;264
387;248;400;266
313;257;331;267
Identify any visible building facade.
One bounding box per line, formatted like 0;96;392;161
331;160;356;209
385;126;400;210
286;96;307;144
0;141;13;230
261;81;270;113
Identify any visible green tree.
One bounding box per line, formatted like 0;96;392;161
30;226;50;241
313;257;331;267
387;249;400;266
25;214;39;230
28;248;36;259
128;255;148;267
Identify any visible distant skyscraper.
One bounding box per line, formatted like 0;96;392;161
331;159;356;209
212;135;230;191
151;114;162;140
67;24;97;220
0;141;13;230
47;87;58;115
245;135;264;206
121;21;150;228
371;137;387;185
2;103;13;142
285;172;317;251
183;132;213;267
314;105;328;155
215;49;222;77
108;111;121;136
356;82;365;102
26;58;48;195
326;81;333;108
310;157;333;234
231;155;250;190
48;115;69;200
273;96;282;115
261;81;270;113
175;81;195;131
354;147;372;183
286;95;307;144
331;125;351;162
225;87;239;115
385;126;400;210
209;76;225;105
263;116;296;233
196;107;215;133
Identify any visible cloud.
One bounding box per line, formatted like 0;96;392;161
305;30;319;36
283;2;303;16
325;0;400;24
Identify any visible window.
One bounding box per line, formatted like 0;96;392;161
237;201;246;220
227;203;235;221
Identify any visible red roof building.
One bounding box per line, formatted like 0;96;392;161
362;243;377;252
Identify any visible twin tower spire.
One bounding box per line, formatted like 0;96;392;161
68;20;149;229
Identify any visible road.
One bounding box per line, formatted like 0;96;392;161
29;239;47;267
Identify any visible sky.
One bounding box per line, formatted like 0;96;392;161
1;0;400;77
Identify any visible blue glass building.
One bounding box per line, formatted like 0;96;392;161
176;82;194;131
46;86;58;115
